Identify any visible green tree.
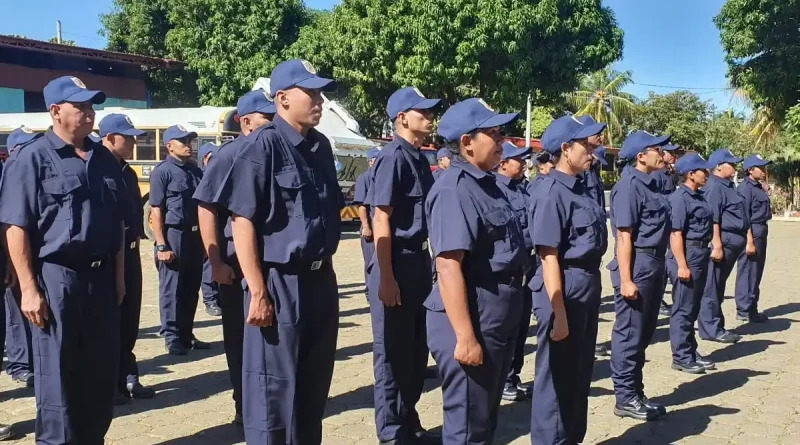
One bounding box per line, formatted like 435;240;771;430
715;0;800;119
704;112;749;156
529;106;555;139
47;37;77;46
291;0;623;136
627;91;713;153
567;67;637;148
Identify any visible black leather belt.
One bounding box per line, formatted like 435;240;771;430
563;259;601;270
634;247;666;257
685;240;710;248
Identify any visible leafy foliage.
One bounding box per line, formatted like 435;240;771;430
627;91;713;153
568;67;637;147
47;37;76;46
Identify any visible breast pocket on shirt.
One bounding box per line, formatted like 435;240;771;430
40;175;82;222
689;204;712;235
572;208;601;247
753;194;771;218
166;179;189;221
274;168;320;219
483;207;514;254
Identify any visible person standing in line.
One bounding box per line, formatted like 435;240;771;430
734;154;772;323
195;89;276;426
432;147;451;181
198;142;223;317
95;114;158;404
0;75;126;444
528;115;608;445
214;59;343;444
150;125;210;355
526;151;554;195
667;153;717;375
697;149;748;344
354;147;380;300
609;131;672;421
368;86;441;445
493;141;534;402
654;143;681;316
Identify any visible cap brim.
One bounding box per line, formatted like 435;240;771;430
502;146;532;161
596;156;609;166
410;98;442;111
65;89;106;105
257;103;277;114
118;128;147;137
574;122;607;139
89;134;102;143
479;112;520;129
662;144;679;151
651;134;672;146
296;76;337;92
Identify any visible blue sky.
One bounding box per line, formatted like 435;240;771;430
0;0;744;113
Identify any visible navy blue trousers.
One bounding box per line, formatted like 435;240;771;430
428;280;521;445
156;227;203;347
735;223;768;317
242;260;338;445
506;282;532;384
611;253;665;405
530;269;601;445
667;246;710;364
360;237;373;300
119;243;142;389
5;285;33;378
699;232;746;340
33;261;119;445
220;271;244;416
201;257;220;307
367;250;431;441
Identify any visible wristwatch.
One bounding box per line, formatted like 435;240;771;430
156;244;169;252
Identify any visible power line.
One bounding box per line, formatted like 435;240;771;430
632;81;734;91
61;30;106;42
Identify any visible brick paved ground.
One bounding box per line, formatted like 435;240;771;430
2;222;800;444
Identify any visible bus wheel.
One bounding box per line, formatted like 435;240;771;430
143;202;156;241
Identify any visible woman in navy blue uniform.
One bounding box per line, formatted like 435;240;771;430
528;115;608;445
609;131;672;421
735;154;772;323
667;153;716;374
354;147;379;301
425;98;524;444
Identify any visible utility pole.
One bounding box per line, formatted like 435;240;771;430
56;20;62;44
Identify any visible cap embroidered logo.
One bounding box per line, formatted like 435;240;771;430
177;125;187;132
477;99;493;111
71;77;87;89
262;90;270;100
571;115;585;125
412;87;424;98
301;60;317;74
20;126;33;134
756;154;763;160
125;116;133;126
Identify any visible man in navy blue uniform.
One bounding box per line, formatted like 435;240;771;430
492;141;534;402
197;142;223;317
214;59;343;444
432;147;451;181
368;86;440;445
667;153;717;375
3;127;40;390
610;131;672;421
96;114;157;403
735;154;772;323
0;76;126;444
698;149;747;344
194;89;276;426
527;151;553;195
354;147;380;299
150;125;210;355
654;143;681;316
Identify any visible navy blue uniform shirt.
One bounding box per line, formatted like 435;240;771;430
432;168;444;181
0;130;125;260
353;168;373;210
703;175;749;234
493;172;532;251
652;168;678;196
737;177;771;225
214;115;344;265
580;163;606;214
526;173;548;196
149;155;203;228
530;170;608;263
368;136;434;248
120;159;144;244
669;185;713;241
610;167;670;249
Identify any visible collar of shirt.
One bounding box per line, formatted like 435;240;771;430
451;157;490;180
679;184;701;196
710;174;733;188
166;155;187;167
44;129;95;152
273;114;319;152
550;169;579;190
630;167;656;186
394;136;420;160
745;176;762;189
492;171;516;187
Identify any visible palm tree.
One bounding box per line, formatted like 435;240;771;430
567;68;638;148
749;106;780;148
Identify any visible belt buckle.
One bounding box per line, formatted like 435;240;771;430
90;260;102;268
310;260;322;271
129;241;137;250
191;225;199;232
422;241;429;251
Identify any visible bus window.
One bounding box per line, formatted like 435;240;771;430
0;134;8;152
160;137;198;161
136;130;157;161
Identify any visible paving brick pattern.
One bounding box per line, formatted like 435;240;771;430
2;223;799;444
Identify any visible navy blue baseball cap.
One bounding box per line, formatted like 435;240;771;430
675;153;711;175
367;147;381;160
386;87;441;120
43;76;106;108
743;154;772;170
269;59;336;98
594;146;609;166
500;141;531;161
163;125;198;144
199;142;218;160
437;98;518;143
533;151;552;166
437;148;451;160
662;143;680;152
88;132;102;143
7;126;42;149
619;131;671;160
237;90;277;116
541;115;607;154
98;113;146;137
707;149;742;168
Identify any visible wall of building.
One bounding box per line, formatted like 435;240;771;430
0;88;24;113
